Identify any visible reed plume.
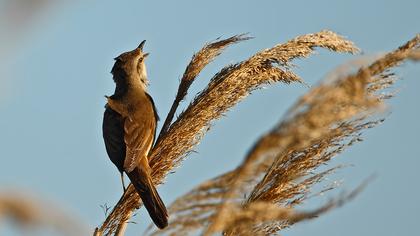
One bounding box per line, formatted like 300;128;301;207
146;34;419;236
156;34;252;143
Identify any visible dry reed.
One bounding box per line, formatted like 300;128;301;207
96;30;358;235
146;34;419;236
0;191;88;235
213;180;369;236
156;34;252;143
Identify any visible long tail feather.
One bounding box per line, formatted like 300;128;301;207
127;167;168;229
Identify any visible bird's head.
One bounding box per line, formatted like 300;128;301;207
111;40;150;88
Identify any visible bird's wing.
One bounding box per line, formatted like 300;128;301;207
102;105;126;173
145;92;159;143
123;111;156;173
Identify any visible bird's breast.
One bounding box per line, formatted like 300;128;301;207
108;90;153;119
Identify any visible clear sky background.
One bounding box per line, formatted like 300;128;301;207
0;0;419;235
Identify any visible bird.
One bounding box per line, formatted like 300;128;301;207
102;40;168;229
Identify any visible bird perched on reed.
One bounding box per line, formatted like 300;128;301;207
102;40;168;229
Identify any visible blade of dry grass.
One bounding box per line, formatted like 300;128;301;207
148;34;419;236
97;30;358;235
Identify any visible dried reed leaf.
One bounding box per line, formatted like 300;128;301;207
98;30;358;235
149;34;419;236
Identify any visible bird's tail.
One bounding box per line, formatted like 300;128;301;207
127;167;168;229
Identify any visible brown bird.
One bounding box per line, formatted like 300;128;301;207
102;40;168;229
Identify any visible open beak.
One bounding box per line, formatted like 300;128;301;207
137;40;146;51
143;52;150;58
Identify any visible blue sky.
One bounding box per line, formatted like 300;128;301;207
0;0;419;235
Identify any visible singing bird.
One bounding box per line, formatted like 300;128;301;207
102;40;168;229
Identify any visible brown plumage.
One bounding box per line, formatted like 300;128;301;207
102;40;168;229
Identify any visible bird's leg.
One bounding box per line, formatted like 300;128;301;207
120;172;127;193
